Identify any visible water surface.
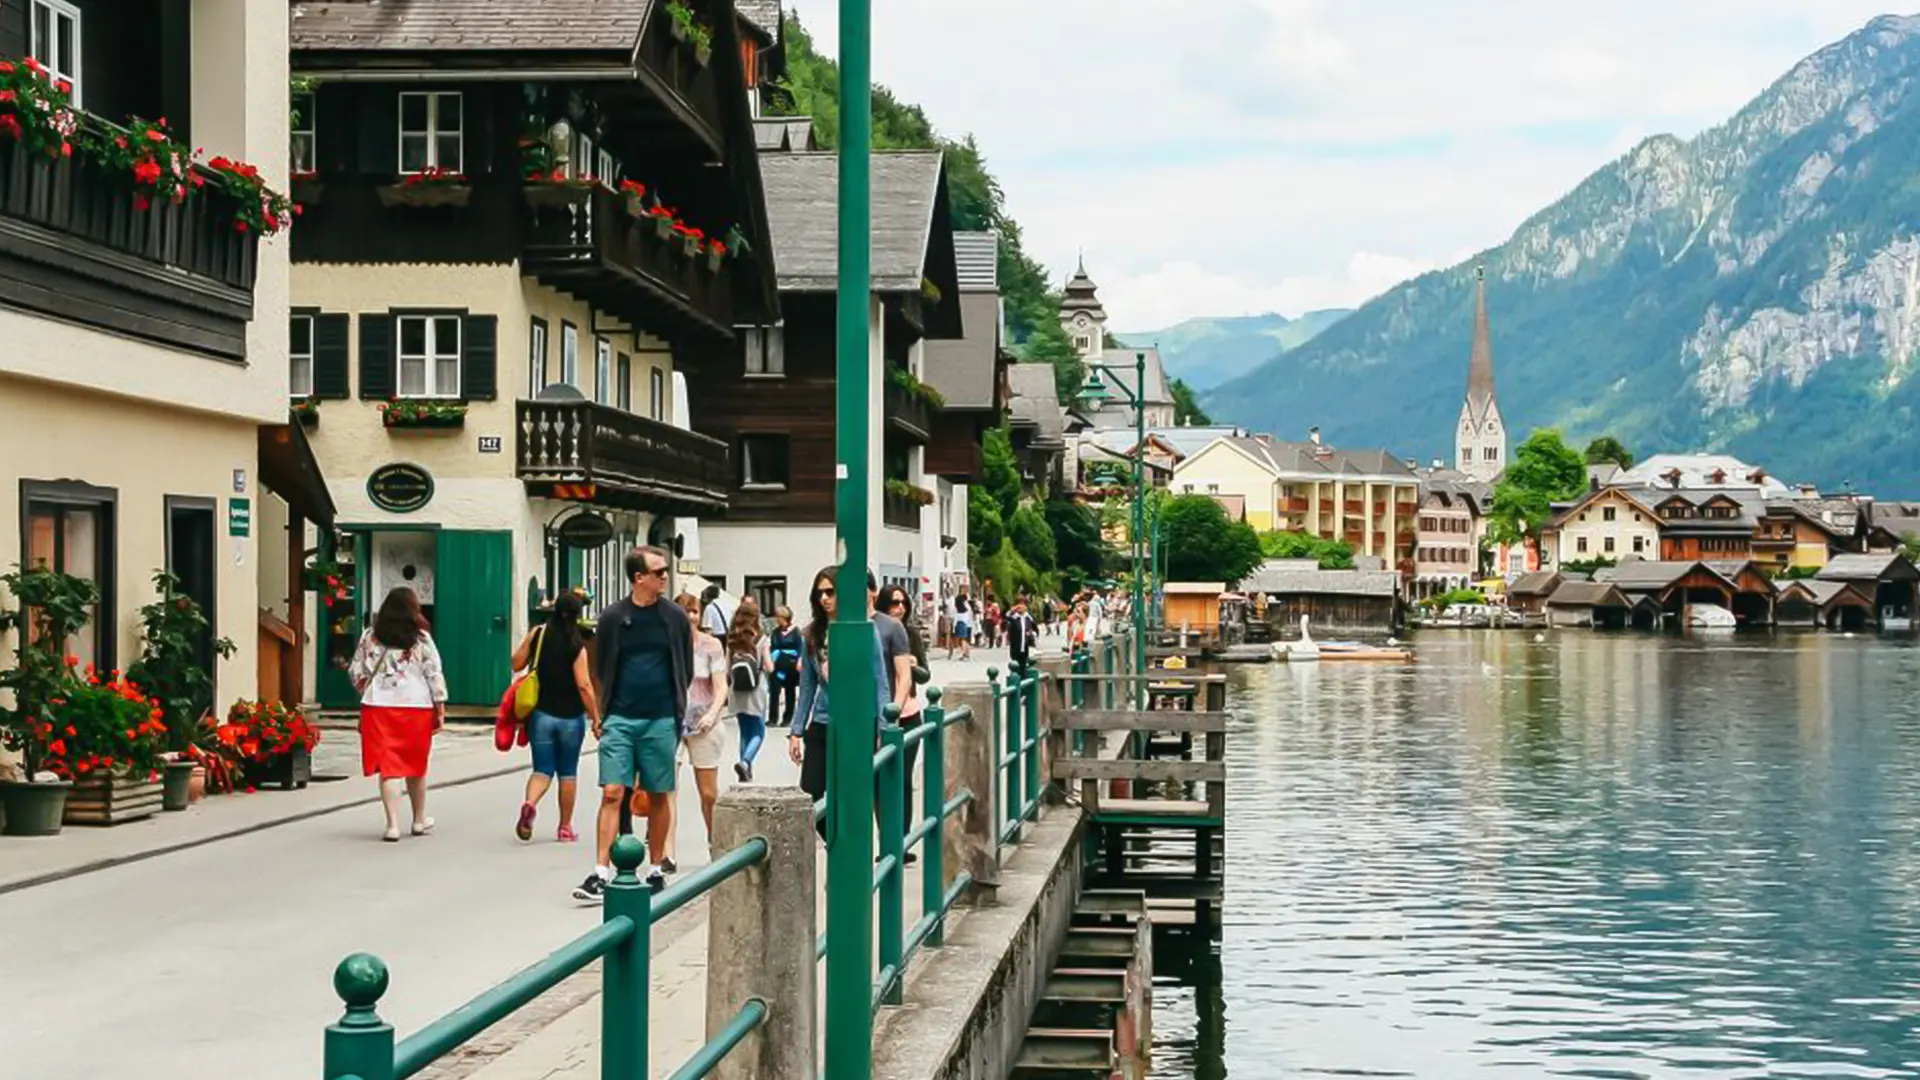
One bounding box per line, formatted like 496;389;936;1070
1151;632;1920;1078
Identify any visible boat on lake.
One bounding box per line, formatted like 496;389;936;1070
1274;615;1414;662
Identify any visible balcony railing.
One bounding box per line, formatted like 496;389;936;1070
0;134;258;358
522;185;734;339
885;376;933;442
517;397;730;513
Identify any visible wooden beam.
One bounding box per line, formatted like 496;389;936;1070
1055;710;1229;733
1057;672;1227;685
1053;759;1224;783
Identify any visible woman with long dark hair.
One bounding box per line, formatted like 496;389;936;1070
725;597;771;782
348;586;447;842
874;583;929;861
768;605;802;727
788;567;891;835
509;590;600;843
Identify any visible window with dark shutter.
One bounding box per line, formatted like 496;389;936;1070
462;314;498;401
357;87;400;176
359;314;396;400
313;313;351;399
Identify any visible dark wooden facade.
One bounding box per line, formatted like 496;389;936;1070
926;411;986;480
0;0;192;138
1263;593;1400;636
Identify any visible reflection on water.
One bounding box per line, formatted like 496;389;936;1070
1150;633;1920;1078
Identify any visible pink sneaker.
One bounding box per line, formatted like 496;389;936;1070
515;801;536;842
556;824;579;843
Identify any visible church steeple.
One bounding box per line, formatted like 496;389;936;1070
1060;251;1107;358
1455;264;1507;482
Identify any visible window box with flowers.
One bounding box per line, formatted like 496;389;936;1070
885;479;936;507
292;396;320;428
377;166;471;209
220;699;320;790
58;668;172;825
523;170;598;209
666;1;715;64
381;398;468;430
673;222;705;259
290;170;323;206
619;179;649;218
645;203;677;240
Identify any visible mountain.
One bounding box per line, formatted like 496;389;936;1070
1117;310;1349;391
1206;15;1920;496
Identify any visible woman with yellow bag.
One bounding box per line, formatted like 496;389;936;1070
508;590;600;843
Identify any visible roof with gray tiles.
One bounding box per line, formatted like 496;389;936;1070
1546;581;1628;608
735;0;781;37
924;291;1002;410
1007;364;1064;447
291;0;655;52
758;150;943;292
1818;553;1920;583
1194;435;1419;483
1243;564;1400;598
952;231;999;292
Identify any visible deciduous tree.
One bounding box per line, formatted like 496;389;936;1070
1488;429;1588;545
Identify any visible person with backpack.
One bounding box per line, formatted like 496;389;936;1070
725;597;772;782
508;590;599;844
768;605;802;727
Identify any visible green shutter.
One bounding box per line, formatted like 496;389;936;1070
462;314;498;401
434;530;514;706
359;314;396;400
313;313;351;400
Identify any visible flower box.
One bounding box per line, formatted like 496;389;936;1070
64;771;163;826
694;42;712;66
624;192;650;218
376;183;472;209
246;744;312;791
650;214;676;240
384;411;466;430
523;183;594;209
681;235;702;258
380;400;468;430
705;250;724;272
290;175;324;205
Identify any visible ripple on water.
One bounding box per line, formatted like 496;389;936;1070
1152;634;1920;1079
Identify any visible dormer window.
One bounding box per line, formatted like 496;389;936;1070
399;92;463;174
30;0;81;107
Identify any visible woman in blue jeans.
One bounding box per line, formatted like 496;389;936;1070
725;597;773;782
509;591;600;842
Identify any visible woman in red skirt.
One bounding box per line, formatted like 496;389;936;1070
349;586;448;841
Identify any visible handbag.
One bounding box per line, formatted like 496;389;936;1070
495;680;520;752
513;626;545;720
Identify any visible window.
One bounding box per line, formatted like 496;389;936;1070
616;353;632;412
560;322;579;387
398;92;463;174
743;326;785;376
30;0;80;107
1604;536;1616;554
599;149;617;187
22;481;114;667
741;434;790;489
1483;446;1497;460
594;337;611;404
650;368;665;420
1074;335;1090;350
1603;506;1617;522
291;90;317;173
1577;537;1589;554
528;318;549;397
745;576;786;620
1206;484;1219;494
288;314;315;398
397;314;461;397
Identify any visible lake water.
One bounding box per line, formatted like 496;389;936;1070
1149;632;1920;1079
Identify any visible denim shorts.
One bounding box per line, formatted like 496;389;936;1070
597;714;679;793
527;711;587;779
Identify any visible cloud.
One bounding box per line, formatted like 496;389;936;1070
788;1;1897;324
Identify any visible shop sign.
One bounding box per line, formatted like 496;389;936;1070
367;463;435;514
228;497;251;537
556;511;616;550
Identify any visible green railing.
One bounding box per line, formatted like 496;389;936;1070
321;834;766;1080
988;664;1044;846
811;686;977;1011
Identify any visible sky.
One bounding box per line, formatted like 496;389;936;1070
788;1;1905;331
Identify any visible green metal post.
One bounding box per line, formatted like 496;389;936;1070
986;666;1003;838
1023;669;1041;820
878;712;905;1005
1132;351;1147;704
602;834;650;1079
324;953;396;1080
1002;666;1022;842
922;687;947;948
828;0;877;1074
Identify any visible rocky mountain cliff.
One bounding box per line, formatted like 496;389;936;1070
1206;14;1920;495
1117;310;1349;391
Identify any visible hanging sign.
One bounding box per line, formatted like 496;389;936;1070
555;511;616;550
227;497;251;537
367;463;435;514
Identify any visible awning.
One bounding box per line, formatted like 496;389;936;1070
258;417;336;529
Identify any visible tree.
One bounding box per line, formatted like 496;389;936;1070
1159;495;1264;584
1045;498;1107;584
982;424;1021;520
1488;429;1588;545
1260;530;1355;569
1169;378;1213;426
1008;504;1057;571
967;495;1003;557
1584;435;1635;469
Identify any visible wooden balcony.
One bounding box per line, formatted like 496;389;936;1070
517;396;730;514
0;136;258;360
635;14;728;152
885;375;933;443
884;486;925;530
522;185;734;342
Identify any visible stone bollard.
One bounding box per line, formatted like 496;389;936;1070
706;787;817;1080
941;683;999;903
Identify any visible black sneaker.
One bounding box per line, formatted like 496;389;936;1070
734;761;749;783
660;857;678;874
646;869;667;893
571;874;607;903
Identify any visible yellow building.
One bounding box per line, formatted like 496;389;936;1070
1171;431;1420;564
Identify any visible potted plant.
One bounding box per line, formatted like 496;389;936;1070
57;670;170;825
223;699;320;790
0;563;96;836
126;571;235;812
705;237;727;272
292;397;320;427
379;398;468;429
672;222;705;259
304;554;354;612
204;153;296;237
646;203;677;240
619;179;648;218
376;166;471;209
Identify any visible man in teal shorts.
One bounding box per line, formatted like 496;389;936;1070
573;544;692;900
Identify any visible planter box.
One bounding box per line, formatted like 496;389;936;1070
0;780;72;836
247;745;312;791
694;43;712;66
295;408;319;429
65;772;163;826
650;215;675;240
376;183;472;209
384;412;466;430
705;251;723;273
523;184;594;209
681;235;702;258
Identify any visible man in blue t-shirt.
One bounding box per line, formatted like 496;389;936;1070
573;545;692;901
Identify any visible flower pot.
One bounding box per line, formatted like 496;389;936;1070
694;42;712;66
705;250;723;272
65;772;163;826
188;763;207;802
295;408;319;429
376;183;472;209
681;235;702;258
624;192;649;218
248;745;313;791
0;779;71;837
523;184;593;209
162;759;195;811
669;19;689;42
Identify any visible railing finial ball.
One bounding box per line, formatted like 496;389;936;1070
925;685;943;704
610;833;647;873
334;952;390;1008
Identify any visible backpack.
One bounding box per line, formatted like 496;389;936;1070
729;650;761;692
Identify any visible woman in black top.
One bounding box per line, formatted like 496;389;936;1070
509;591;601;843
768;605;804;726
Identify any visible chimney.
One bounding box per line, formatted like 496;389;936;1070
1308;426;1321;445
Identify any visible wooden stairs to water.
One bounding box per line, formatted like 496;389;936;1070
1012;890;1154;1080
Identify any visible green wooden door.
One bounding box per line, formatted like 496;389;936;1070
317;532;370;710
435;530;514;707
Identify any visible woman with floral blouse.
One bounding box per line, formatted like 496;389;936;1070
349;586;448;842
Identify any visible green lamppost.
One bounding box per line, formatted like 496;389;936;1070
827;1;877;1077
1082;350;1149;690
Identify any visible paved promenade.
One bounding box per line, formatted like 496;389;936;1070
0;646;1047;1080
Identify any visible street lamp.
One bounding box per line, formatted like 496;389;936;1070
1081;352;1149;692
